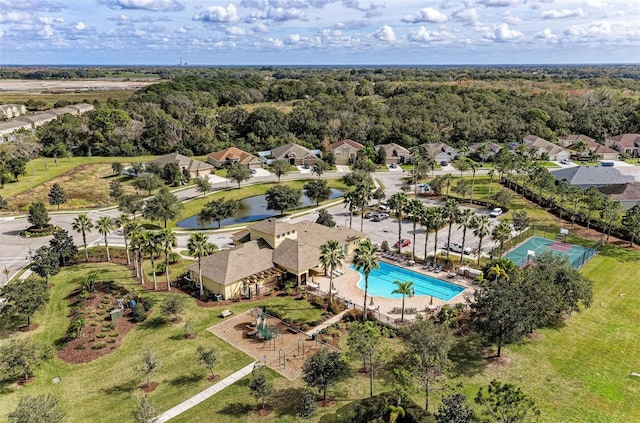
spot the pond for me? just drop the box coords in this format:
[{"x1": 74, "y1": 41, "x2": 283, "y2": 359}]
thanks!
[{"x1": 176, "y1": 188, "x2": 344, "y2": 229}]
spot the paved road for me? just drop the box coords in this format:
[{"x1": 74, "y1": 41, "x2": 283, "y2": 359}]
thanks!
[{"x1": 0, "y1": 167, "x2": 496, "y2": 286}]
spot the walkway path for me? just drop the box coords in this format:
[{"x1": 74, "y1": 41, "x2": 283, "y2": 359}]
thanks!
[
  {"x1": 304, "y1": 310, "x2": 347, "y2": 336},
  {"x1": 155, "y1": 362, "x2": 255, "y2": 423}
]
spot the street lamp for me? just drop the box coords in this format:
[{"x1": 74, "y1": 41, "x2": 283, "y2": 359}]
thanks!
[{"x1": 26, "y1": 247, "x2": 34, "y2": 263}]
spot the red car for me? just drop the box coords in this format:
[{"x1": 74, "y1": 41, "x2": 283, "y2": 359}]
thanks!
[{"x1": 394, "y1": 239, "x2": 411, "y2": 248}]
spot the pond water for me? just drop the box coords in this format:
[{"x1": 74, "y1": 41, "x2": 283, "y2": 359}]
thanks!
[{"x1": 176, "y1": 188, "x2": 344, "y2": 229}]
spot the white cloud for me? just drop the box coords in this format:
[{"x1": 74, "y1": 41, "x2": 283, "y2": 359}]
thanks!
[
  {"x1": 253, "y1": 23, "x2": 269, "y2": 32},
  {"x1": 543, "y1": 8, "x2": 585, "y2": 19},
  {"x1": 0, "y1": 11, "x2": 34, "y2": 24},
  {"x1": 402, "y1": 7, "x2": 448, "y2": 24},
  {"x1": 407, "y1": 26, "x2": 454, "y2": 43},
  {"x1": 98, "y1": 0, "x2": 184, "y2": 12},
  {"x1": 75, "y1": 21, "x2": 86, "y2": 30},
  {"x1": 483, "y1": 23, "x2": 523, "y2": 41},
  {"x1": 374, "y1": 25, "x2": 396, "y2": 42},
  {"x1": 267, "y1": 7, "x2": 306, "y2": 21},
  {"x1": 0, "y1": 0, "x2": 65, "y2": 12},
  {"x1": 478, "y1": 0, "x2": 520, "y2": 7},
  {"x1": 226, "y1": 26, "x2": 247, "y2": 36},
  {"x1": 193, "y1": 4, "x2": 239, "y2": 23},
  {"x1": 453, "y1": 8, "x2": 478, "y2": 25},
  {"x1": 334, "y1": 20, "x2": 369, "y2": 30},
  {"x1": 564, "y1": 22, "x2": 612, "y2": 38},
  {"x1": 503, "y1": 11, "x2": 522, "y2": 25},
  {"x1": 175, "y1": 24, "x2": 194, "y2": 33},
  {"x1": 535, "y1": 28, "x2": 557, "y2": 41}
]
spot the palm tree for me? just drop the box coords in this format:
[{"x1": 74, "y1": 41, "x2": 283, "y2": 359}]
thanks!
[
  {"x1": 141, "y1": 231, "x2": 161, "y2": 290},
  {"x1": 352, "y1": 239, "x2": 379, "y2": 320},
  {"x1": 343, "y1": 190, "x2": 357, "y2": 229},
  {"x1": 157, "y1": 228, "x2": 177, "y2": 291},
  {"x1": 319, "y1": 240, "x2": 345, "y2": 313},
  {"x1": 468, "y1": 160, "x2": 477, "y2": 204},
  {"x1": 442, "y1": 199, "x2": 460, "y2": 259},
  {"x1": 126, "y1": 221, "x2": 143, "y2": 277},
  {"x1": 430, "y1": 207, "x2": 445, "y2": 267},
  {"x1": 72, "y1": 214, "x2": 94, "y2": 262},
  {"x1": 420, "y1": 206, "x2": 437, "y2": 265},
  {"x1": 487, "y1": 264, "x2": 509, "y2": 283},
  {"x1": 188, "y1": 232, "x2": 217, "y2": 298},
  {"x1": 392, "y1": 280, "x2": 414, "y2": 322},
  {"x1": 425, "y1": 157, "x2": 437, "y2": 178},
  {"x1": 441, "y1": 173, "x2": 453, "y2": 200},
  {"x1": 457, "y1": 208, "x2": 474, "y2": 264},
  {"x1": 114, "y1": 214, "x2": 132, "y2": 265},
  {"x1": 471, "y1": 214, "x2": 491, "y2": 266},
  {"x1": 96, "y1": 216, "x2": 115, "y2": 262},
  {"x1": 355, "y1": 182, "x2": 374, "y2": 233},
  {"x1": 406, "y1": 198, "x2": 424, "y2": 260},
  {"x1": 491, "y1": 222, "x2": 512, "y2": 256},
  {"x1": 388, "y1": 192, "x2": 408, "y2": 253}
]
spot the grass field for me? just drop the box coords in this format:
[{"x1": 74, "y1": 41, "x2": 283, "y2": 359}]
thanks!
[
  {"x1": 0, "y1": 91, "x2": 136, "y2": 110},
  {"x1": 1, "y1": 156, "x2": 158, "y2": 202}
]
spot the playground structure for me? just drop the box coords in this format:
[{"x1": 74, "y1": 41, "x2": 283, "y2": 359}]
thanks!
[{"x1": 209, "y1": 308, "x2": 338, "y2": 380}]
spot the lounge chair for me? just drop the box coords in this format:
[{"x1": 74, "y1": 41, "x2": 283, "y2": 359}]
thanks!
[{"x1": 434, "y1": 265, "x2": 442, "y2": 273}]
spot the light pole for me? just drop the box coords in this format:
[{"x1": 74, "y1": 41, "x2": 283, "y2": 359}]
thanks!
[{"x1": 26, "y1": 247, "x2": 34, "y2": 263}]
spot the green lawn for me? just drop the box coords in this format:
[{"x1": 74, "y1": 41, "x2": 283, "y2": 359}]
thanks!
[{"x1": 0, "y1": 262, "x2": 316, "y2": 423}]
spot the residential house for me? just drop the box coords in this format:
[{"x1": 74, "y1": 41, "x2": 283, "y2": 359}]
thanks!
[
  {"x1": 265, "y1": 143, "x2": 321, "y2": 166},
  {"x1": 597, "y1": 183, "x2": 640, "y2": 210},
  {"x1": 207, "y1": 147, "x2": 262, "y2": 169},
  {"x1": 559, "y1": 134, "x2": 619, "y2": 161},
  {"x1": 48, "y1": 106, "x2": 80, "y2": 117},
  {"x1": 468, "y1": 141, "x2": 502, "y2": 162},
  {"x1": 550, "y1": 166, "x2": 634, "y2": 189},
  {"x1": 374, "y1": 143, "x2": 412, "y2": 164},
  {"x1": 188, "y1": 219, "x2": 364, "y2": 299},
  {"x1": 606, "y1": 134, "x2": 640, "y2": 157},
  {"x1": 523, "y1": 135, "x2": 571, "y2": 162},
  {"x1": 422, "y1": 142, "x2": 460, "y2": 164},
  {"x1": 145, "y1": 152, "x2": 214, "y2": 178},
  {"x1": 0, "y1": 120, "x2": 34, "y2": 142},
  {"x1": 17, "y1": 112, "x2": 57, "y2": 128},
  {"x1": 69, "y1": 103, "x2": 95, "y2": 114},
  {"x1": 0, "y1": 104, "x2": 27, "y2": 119},
  {"x1": 330, "y1": 139, "x2": 363, "y2": 165}
]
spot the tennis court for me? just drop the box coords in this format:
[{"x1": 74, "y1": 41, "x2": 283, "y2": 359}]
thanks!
[{"x1": 503, "y1": 236, "x2": 598, "y2": 268}]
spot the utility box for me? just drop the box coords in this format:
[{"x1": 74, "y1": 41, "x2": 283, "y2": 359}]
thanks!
[{"x1": 110, "y1": 309, "x2": 123, "y2": 321}]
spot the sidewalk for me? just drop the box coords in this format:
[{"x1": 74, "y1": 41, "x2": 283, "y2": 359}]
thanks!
[
  {"x1": 156, "y1": 362, "x2": 255, "y2": 423},
  {"x1": 304, "y1": 310, "x2": 347, "y2": 336}
]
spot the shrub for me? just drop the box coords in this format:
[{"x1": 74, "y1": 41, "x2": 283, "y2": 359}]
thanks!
[
  {"x1": 109, "y1": 332, "x2": 119, "y2": 337},
  {"x1": 106, "y1": 338, "x2": 116, "y2": 344},
  {"x1": 92, "y1": 342, "x2": 106, "y2": 350},
  {"x1": 74, "y1": 344, "x2": 85, "y2": 350},
  {"x1": 168, "y1": 252, "x2": 180, "y2": 264},
  {"x1": 142, "y1": 297, "x2": 154, "y2": 312},
  {"x1": 131, "y1": 303, "x2": 147, "y2": 323},
  {"x1": 156, "y1": 262, "x2": 167, "y2": 274}
]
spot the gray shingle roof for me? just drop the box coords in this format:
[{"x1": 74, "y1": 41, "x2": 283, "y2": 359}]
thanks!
[{"x1": 550, "y1": 166, "x2": 635, "y2": 186}]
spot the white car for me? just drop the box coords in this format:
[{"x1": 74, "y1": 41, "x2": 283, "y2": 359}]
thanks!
[
  {"x1": 489, "y1": 208, "x2": 503, "y2": 218},
  {"x1": 445, "y1": 243, "x2": 473, "y2": 255}
]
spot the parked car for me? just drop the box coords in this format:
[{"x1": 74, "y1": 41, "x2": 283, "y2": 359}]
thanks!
[
  {"x1": 373, "y1": 213, "x2": 389, "y2": 222},
  {"x1": 378, "y1": 205, "x2": 391, "y2": 212},
  {"x1": 394, "y1": 239, "x2": 411, "y2": 248},
  {"x1": 444, "y1": 243, "x2": 472, "y2": 255},
  {"x1": 389, "y1": 163, "x2": 398, "y2": 168},
  {"x1": 440, "y1": 161, "x2": 448, "y2": 166},
  {"x1": 250, "y1": 168, "x2": 257, "y2": 174},
  {"x1": 560, "y1": 159, "x2": 570, "y2": 165},
  {"x1": 302, "y1": 164, "x2": 310, "y2": 169},
  {"x1": 364, "y1": 211, "x2": 374, "y2": 219},
  {"x1": 601, "y1": 161, "x2": 614, "y2": 167},
  {"x1": 489, "y1": 207, "x2": 503, "y2": 218}
]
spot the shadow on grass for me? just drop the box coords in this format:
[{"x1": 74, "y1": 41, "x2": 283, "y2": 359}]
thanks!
[
  {"x1": 219, "y1": 402, "x2": 253, "y2": 416},
  {"x1": 270, "y1": 387, "x2": 306, "y2": 417},
  {"x1": 448, "y1": 333, "x2": 486, "y2": 377},
  {"x1": 102, "y1": 379, "x2": 138, "y2": 395},
  {"x1": 598, "y1": 245, "x2": 640, "y2": 262},
  {"x1": 140, "y1": 317, "x2": 168, "y2": 330},
  {"x1": 170, "y1": 372, "x2": 203, "y2": 387}
]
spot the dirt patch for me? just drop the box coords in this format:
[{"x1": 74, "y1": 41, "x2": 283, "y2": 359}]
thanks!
[
  {"x1": 318, "y1": 398, "x2": 336, "y2": 408},
  {"x1": 17, "y1": 375, "x2": 36, "y2": 386},
  {"x1": 486, "y1": 355, "x2": 512, "y2": 368},
  {"x1": 18, "y1": 323, "x2": 39, "y2": 332},
  {"x1": 528, "y1": 332, "x2": 543, "y2": 341},
  {"x1": 7, "y1": 163, "x2": 138, "y2": 212}
]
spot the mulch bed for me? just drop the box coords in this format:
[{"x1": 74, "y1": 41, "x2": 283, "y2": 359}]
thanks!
[
  {"x1": 17, "y1": 375, "x2": 36, "y2": 386},
  {"x1": 141, "y1": 382, "x2": 158, "y2": 393},
  {"x1": 318, "y1": 398, "x2": 336, "y2": 408},
  {"x1": 56, "y1": 281, "x2": 140, "y2": 364},
  {"x1": 18, "y1": 323, "x2": 39, "y2": 332},
  {"x1": 253, "y1": 406, "x2": 273, "y2": 416}
]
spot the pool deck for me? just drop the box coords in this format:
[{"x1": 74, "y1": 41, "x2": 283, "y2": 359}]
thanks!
[{"x1": 308, "y1": 256, "x2": 477, "y2": 321}]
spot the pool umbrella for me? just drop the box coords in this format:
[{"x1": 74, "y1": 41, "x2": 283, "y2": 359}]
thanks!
[
  {"x1": 370, "y1": 297, "x2": 374, "y2": 305},
  {"x1": 430, "y1": 295, "x2": 434, "y2": 306}
]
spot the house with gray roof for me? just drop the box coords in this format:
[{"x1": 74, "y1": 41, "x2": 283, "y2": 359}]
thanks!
[
  {"x1": 145, "y1": 152, "x2": 213, "y2": 178},
  {"x1": 422, "y1": 142, "x2": 460, "y2": 164},
  {"x1": 0, "y1": 120, "x2": 34, "y2": 142},
  {"x1": 17, "y1": 112, "x2": 57, "y2": 128},
  {"x1": 188, "y1": 219, "x2": 364, "y2": 300},
  {"x1": 550, "y1": 166, "x2": 635, "y2": 189},
  {"x1": 468, "y1": 142, "x2": 502, "y2": 162},
  {"x1": 597, "y1": 183, "x2": 640, "y2": 210}
]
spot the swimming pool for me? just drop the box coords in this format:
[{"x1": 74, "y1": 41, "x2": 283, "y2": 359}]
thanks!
[{"x1": 350, "y1": 261, "x2": 465, "y2": 301}]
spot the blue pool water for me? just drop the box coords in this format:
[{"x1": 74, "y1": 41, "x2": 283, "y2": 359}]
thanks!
[{"x1": 350, "y1": 261, "x2": 465, "y2": 301}]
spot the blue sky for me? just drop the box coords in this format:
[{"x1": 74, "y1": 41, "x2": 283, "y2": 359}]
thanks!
[{"x1": 1, "y1": 0, "x2": 638, "y2": 65}]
